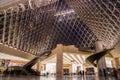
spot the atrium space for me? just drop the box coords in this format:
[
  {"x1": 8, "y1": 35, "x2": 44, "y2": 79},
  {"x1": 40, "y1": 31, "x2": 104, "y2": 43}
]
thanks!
[{"x1": 0, "y1": 0, "x2": 120, "y2": 80}]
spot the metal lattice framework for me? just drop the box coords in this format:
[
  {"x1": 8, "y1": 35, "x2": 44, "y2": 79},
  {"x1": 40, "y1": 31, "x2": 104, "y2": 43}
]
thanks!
[
  {"x1": 0, "y1": 0, "x2": 120, "y2": 56},
  {"x1": 67, "y1": 0, "x2": 120, "y2": 49}
]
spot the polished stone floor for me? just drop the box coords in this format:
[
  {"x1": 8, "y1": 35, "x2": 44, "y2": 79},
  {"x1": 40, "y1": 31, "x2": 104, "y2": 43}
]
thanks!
[{"x1": 0, "y1": 75, "x2": 119, "y2": 80}]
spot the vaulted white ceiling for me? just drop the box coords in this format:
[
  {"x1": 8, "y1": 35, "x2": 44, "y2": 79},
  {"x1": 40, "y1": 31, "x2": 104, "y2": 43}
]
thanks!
[{"x1": 41, "y1": 53, "x2": 88, "y2": 64}]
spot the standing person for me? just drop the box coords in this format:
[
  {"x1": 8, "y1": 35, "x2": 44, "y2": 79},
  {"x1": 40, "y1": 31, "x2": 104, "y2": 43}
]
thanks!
[
  {"x1": 79, "y1": 70, "x2": 82, "y2": 75},
  {"x1": 5, "y1": 60, "x2": 10, "y2": 68},
  {"x1": 82, "y1": 70, "x2": 84, "y2": 75},
  {"x1": 113, "y1": 68, "x2": 118, "y2": 79},
  {"x1": 1, "y1": 59, "x2": 5, "y2": 67},
  {"x1": 103, "y1": 69, "x2": 106, "y2": 77}
]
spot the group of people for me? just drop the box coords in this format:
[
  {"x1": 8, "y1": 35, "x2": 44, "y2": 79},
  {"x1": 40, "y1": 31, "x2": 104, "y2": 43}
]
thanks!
[
  {"x1": 102, "y1": 68, "x2": 118, "y2": 79},
  {"x1": 78, "y1": 67, "x2": 119, "y2": 79},
  {"x1": 0, "y1": 59, "x2": 10, "y2": 68},
  {"x1": 78, "y1": 70, "x2": 85, "y2": 75}
]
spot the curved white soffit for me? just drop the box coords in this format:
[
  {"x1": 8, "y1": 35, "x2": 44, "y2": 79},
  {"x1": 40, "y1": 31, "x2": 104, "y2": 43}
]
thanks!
[{"x1": 0, "y1": 52, "x2": 29, "y2": 61}]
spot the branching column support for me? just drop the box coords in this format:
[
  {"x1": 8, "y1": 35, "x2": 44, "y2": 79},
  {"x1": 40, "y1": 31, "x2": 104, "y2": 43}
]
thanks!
[{"x1": 95, "y1": 40, "x2": 106, "y2": 77}]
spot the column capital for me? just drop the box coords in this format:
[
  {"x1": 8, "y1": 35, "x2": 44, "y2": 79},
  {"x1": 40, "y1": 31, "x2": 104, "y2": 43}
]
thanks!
[{"x1": 95, "y1": 40, "x2": 104, "y2": 53}]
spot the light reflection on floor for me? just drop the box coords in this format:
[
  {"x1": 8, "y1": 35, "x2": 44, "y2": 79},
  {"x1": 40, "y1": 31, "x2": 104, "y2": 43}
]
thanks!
[{"x1": 0, "y1": 75, "x2": 118, "y2": 80}]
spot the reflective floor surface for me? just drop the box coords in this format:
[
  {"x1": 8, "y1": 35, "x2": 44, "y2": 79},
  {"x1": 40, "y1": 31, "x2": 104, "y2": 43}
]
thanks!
[{"x1": 0, "y1": 75, "x2": 119, "y2": 80}]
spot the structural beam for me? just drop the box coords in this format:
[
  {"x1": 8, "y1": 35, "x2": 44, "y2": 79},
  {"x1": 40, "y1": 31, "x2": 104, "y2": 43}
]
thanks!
[{"x1": 0, "y1": 44, "x2": 35, "y2": 60}]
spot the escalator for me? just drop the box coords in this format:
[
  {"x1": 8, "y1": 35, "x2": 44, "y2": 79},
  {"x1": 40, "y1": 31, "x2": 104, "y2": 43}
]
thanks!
[
  {"x1": 3, "y1": 51, "x2": 51, "y2": 76},
  {"x1": 86, "y1": 49, "x2": 113, "y2": 67}
]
